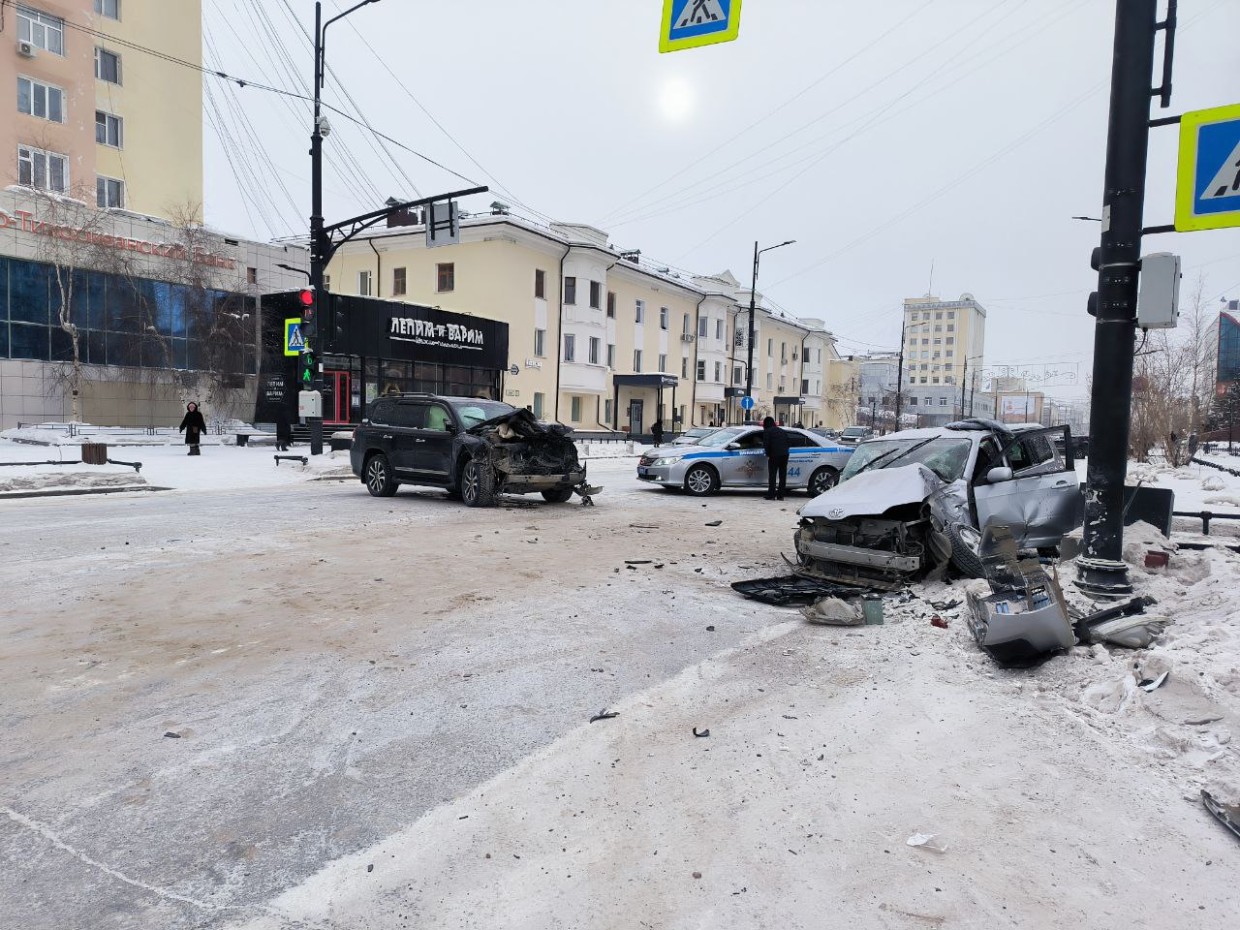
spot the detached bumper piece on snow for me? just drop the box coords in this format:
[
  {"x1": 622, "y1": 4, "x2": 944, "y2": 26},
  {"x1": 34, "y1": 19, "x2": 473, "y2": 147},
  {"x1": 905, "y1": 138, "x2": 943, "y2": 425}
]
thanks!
[
  {"x1": 965, "y1": 524, "x2": 1074, "y2": 667},
  {"x1": 731, "y1": 575, "x2": 871, "y2": 607},
  {"x1": 793, "y1": 517, "x2": 930, "y2": 591}
]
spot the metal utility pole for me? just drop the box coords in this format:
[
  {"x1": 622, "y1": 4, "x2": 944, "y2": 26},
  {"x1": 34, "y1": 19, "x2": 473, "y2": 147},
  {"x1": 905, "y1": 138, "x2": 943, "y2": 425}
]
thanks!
[
  {"x1": 308, "y1": 0, "x2": 380, "y2": 454},
  {"x1": 744, "y1": 239, "x2": 795, "y2": 422},
  {"x1": 894, "y1": 308, "x2": 907, "y2": 426},
  {"x1": 960, "y1": 356, "x2": 968, "y2": 419},
  {"x1": 1078, "y1": 0, "x2": 1165, "y2": 597}
]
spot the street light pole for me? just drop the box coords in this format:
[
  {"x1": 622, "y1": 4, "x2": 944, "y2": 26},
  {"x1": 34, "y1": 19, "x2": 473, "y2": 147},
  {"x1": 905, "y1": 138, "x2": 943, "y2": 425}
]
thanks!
[
  {"x1": 308, "y1": 0, "x2": 381, "y2": 455},
  {"x1": 744, "y1": 239, "x2": 795, "y2": 423}
]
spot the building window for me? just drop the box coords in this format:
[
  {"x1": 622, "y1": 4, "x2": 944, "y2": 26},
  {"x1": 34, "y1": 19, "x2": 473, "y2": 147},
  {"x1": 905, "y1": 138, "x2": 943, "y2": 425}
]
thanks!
[
  {"x1": 696, "y1": 359, "x2": 706, "y2": 382},
  {"x1": 589, "y1": 337, "x2": 600, "y2": 364},
  {"x1": 95, "y1": 48, "x2": 121, "y2": 84},
  {"x1": 734, "y1": 366, "x2": 742, "y2": 385},
  {"x1": 939, "y1": 397, "x2": 948, "y2": 406},
  {"x1": 946, "y1": 336, "x2": 955, "y2": 345},
  {"x1": 932, "y1": 377, "x2": 939, "y2": 384},
  {"x1": 606, "y1": 343, "x2": 616, "y2": 368},
  {"x1": 323, "y1": 274, "x2": 331, "y2": 290},
  {"x1": 17, "y1": 7, "x2": 64, "y2": 54},
  {"x1": 17, "y1": 77, "x2": 63, "y2": 122},
  {"x1": 246, "y1": 266, "x2": 258, "y2": 285},
  {"x1": 533, "y1": 392, "x2": 545, "y2": 418},
  {"x1": 563, "y1": 276, "x2": 576, "y2": 304},
  {"x1": 606, "y1": 291, "x2": 615, "y2": 318},
  {"x1": 947, "y1": 323, "x2": 955, "y2": 332},
  {"x1": 534, "y1": 328, "x2": 546, "y2": 357},
  {"x1": 715, "y1": 361, "x2": 723, "y2": 382},
  {"x1": 766, "y1": 373, "x2": 773, "y2": 390},
  {"x1": 17, "y1": 145, "x2": 67, "y2": 192},
  {"x1": 681, "y1": 357, "x2": 689, "y2": 378},
  {"x1": 935, "y1": 312, "x2": 943, "y2": 320},
  {"x1": 767, "y1": 338, "x2": 773, "y2": 356},
  {"x1": 924, "y1": 397, "x2": 932, "y2": 406},
  {"x1": 633, "y1": 349, "x2": 642, "y2": 372},
  {"x1": 94, "y1": 0, "x2": 120, "y2": 18},
  {"x1": 681, "y1": 314, "x2": 690, "y2": 335},
  {"x1": 563, "y1": 333, "x2": 576, "y2": 362},
  {"x1": 604, "y1": 399, "x2": 613, "y2": 423},
  {"x1": 697, "y1": 317, "x2": 708, "y2": 338},
  {"x1": 436, "y1": 263, "x2": 454, "y2": 292},
  {"x1": 358, "y1": 270, "x2": 372, "y2": 296},
  {"x1": 635, "y1": 299, "x2": 645, "y2": 324},
  {"x1": 570, "y1": 396, "x2": 582, "y2": 422},
  {"x1": 534, "y1": 268, "x2": 545, "y2": 299},
  {"x1": 658, "y1": 353, "x2": 667, "y2": 372},
  {"x1": 589, "y1": 280, "x2": 601, "y2": 309},
  {"x1": 947, "y1": 311, "x2": 955, "y2": 319},
  {"x1": 96, "y1": 176, "x2": 123, "y2": 208},
  {"x1": 910, "y1": 397, "x2": 919, "y2": 406},
  {"x1": 716, "y1": 319, "x2": 724, "y2": 340},
  {"x1": 660, "y1": 306, "x2": 669, "y2": 330},
  {"x1": 95, "y1": 110, "x2": 123, "y2": 147},
  {"x1": 392, "y1": 267, "x2": 406, "y2": 296},
  {"x1": 801, "y1": 378, "x2": 809, "y2": 394}
]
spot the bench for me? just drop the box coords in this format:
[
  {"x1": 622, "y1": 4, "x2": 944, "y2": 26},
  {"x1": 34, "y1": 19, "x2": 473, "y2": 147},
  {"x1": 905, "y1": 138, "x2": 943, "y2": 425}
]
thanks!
[{"x1": 274, "y1": 455, "x2": 308, "y2": 466}]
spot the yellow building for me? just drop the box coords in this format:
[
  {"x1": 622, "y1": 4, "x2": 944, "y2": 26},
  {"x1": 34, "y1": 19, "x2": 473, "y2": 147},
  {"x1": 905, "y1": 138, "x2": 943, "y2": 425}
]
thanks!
[
  {"x1": 3, "y1": 0, "x2": 203, "y2": 218},
  {"x1": 327, "y1": 211, "x2": 846, "y2": 433},
  {"x1": 901, "y1": 294, "x2": 987, "y2": 394}
]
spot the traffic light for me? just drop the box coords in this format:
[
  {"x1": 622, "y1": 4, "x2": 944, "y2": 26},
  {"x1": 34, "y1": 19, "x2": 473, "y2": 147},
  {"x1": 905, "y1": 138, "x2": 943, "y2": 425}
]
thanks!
[
  {"x1": 331, "y1": 293, "x2": 347, "y2": 345},
  {"x1": 298, "y1": 287, "x2": 316, "y2": 321},
  {"x1": 301, "y1": 345, "x2": 316, "y2": 386},
  {"x1": 1087, "y1": 247, "x2": 1102, "y2": 317}
]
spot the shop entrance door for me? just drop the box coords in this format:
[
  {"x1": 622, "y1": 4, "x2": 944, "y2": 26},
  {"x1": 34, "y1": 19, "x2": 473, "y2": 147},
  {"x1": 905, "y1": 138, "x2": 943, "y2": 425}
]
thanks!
[
  {"x1": 628, "y1": 399, "x2": 644, "y2": 437},
  {"x1": 323, "y1": 370, "x2": 352, "y2": 425}
]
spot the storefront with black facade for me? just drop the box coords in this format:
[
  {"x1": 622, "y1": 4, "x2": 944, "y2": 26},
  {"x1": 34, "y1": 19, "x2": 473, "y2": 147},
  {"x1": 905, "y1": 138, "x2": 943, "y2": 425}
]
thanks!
[{"x1": 256, "y1": 292, "x2": 510, "y2": 427}]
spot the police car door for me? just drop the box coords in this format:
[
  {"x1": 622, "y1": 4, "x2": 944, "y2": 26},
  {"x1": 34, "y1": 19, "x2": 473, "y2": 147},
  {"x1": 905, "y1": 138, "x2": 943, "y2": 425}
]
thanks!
[
  {"x1": 722, "y1": 427, "x2": 768, "y2": 487},
  {"x1": 785, "y1": 429, "x2": 819, "y2": 488},
  {"x1": 973, "y1": 426, "x2": 1083, "y2": 548}
]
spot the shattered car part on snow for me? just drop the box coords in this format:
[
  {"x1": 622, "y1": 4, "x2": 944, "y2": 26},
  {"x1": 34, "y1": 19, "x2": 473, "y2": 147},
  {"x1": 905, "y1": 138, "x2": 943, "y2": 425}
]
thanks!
[
  {"x1": 965, "y1": 524, "x2": 1076, "y2": 667},
  {"x1": 794, "y1": 420, "x2": 1084, "y2": 590},
  {"x1": 731, "y1": 575, "x2": 874, "y2": 607},
  {"x1": 1074, "y1": 595, "x2": 1165, "y2": 649},
  {"x1": 1202, "y1": 789, "x2": 1240, "y2": 842},
  {"x1": 350, "y1": 396, "x2": 598, "y2": 507}
]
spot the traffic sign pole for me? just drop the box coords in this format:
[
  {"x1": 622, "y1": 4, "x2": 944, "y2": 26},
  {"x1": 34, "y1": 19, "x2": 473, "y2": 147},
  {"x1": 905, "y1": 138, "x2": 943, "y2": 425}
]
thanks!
[{"x1": 1078, "y1": 0, "x2": 1161, "y2": 598}]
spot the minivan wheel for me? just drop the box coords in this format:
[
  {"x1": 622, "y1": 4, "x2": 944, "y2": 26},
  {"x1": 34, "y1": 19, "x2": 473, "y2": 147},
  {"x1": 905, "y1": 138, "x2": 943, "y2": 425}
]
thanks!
[
  {"x1": 806, "y1": 466, "x2": 839, "y2": 497},
  {"x1": 541, "y1": 487, "x2": 574, "y2": 503},
  {"x1": 460, "y1": 459, "x2": 496, "y2": 507},
  {"x1": 683, "y1": 463, "x2": 719, "y2": 496},
  {"x1": 365, "y1": 453, "x2": 398, "y2": 497}
]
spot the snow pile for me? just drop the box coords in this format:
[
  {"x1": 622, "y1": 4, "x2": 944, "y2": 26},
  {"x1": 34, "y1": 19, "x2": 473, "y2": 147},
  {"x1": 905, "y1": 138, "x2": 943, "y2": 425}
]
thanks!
[{"x1": 0, "y1": 468, "x2": 148, "y2": 494}]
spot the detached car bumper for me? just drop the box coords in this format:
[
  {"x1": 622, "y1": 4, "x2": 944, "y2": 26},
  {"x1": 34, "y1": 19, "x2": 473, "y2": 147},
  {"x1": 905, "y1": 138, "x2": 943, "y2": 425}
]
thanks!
[{"x1": 503, "y1": 468, "x2": 587, "y2": 493}]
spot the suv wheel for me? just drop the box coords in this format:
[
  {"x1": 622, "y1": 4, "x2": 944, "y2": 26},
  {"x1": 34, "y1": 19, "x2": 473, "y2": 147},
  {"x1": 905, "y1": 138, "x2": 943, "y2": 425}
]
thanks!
[
  {"x1": 365, "y1": 453, "x2": 398, "y2": 497},
  {"x1": 541, "y1": 487, "x2": 574, "y2": 503},
  {"x1": 460, "y1": 459, "x2": 496, "y2": 507}
]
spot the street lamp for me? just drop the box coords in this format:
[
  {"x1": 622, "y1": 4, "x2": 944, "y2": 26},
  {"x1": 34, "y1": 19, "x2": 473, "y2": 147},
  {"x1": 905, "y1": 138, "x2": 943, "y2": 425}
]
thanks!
[
  {"x1": 744, "y1": 239, "x2": 795, "y2": 423},
  {"x1": 307, "y1": 0, "x2": 382, "y2": 455}
]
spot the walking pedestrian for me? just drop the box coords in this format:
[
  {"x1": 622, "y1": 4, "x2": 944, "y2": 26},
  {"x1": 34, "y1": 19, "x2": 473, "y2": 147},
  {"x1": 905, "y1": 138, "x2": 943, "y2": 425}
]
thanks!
[
  {"x1": 1188, "y1": 432, "x2": 1199, "y2": 459},
  {"x1": 651, "y1": 419, "x2": 664, "y2": 446},
  {"x1": 762, "y1": 415, "x2": 790, "y2": 500},
  {"x1": 275, "y1": 407, "x2": 293, "y2": 452},
  {"x1": 179, "y1": 402, "x2": 206, "y2": 456}
]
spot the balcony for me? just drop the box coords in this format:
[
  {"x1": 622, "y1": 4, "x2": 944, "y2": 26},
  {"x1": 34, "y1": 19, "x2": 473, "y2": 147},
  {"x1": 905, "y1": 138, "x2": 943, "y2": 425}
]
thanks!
[{"x1": 560, "y1": 361, "x2": 608, "y2": 394}]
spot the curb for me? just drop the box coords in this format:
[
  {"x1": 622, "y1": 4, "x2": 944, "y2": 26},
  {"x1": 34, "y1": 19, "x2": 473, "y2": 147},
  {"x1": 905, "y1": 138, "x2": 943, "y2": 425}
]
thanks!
[{"x1": 0, "y1": 485, "x2": 170, "y2": 500}]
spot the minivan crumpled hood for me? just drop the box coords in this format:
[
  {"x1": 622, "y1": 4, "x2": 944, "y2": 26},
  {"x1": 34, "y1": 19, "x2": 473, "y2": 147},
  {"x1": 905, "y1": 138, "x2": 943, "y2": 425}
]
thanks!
[{"x1": 801, "y1": 463, "x2": 944, "y2": 519}]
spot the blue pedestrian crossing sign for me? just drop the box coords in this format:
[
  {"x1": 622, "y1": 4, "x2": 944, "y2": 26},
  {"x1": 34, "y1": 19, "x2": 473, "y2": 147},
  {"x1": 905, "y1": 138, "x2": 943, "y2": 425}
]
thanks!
[
  {"x1": 740, "y1": 394, "x2": 755, "y2": 411},
  {"x1": 1175, "y1": 102, "x2": 1240, "y2": 233},
  {"x1": 659, "y1": 0, "x2": 742, "y2": 54},
  {"x1": 284, "y1": 318, "x2": 305, "y2": 357}
]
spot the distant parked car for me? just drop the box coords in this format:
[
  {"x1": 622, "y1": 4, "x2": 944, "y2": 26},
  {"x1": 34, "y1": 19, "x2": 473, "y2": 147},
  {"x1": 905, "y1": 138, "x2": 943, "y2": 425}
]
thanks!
[
  {"x1": 837, "y1": 426, "x2": 873, "y2": 445},
  {"x1": 673, "y1": 426, "x2": 721, "y2": 446}
]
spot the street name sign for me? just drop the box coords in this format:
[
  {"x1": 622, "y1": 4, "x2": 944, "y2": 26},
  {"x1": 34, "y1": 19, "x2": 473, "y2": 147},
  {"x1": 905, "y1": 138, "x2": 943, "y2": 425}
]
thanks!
[
  {"x1": 1175, "y1": 102, "x2": 1240, "y2": 232},
  {"x1": 659, "y1": 0, "x2": 742, "y2": 54}
]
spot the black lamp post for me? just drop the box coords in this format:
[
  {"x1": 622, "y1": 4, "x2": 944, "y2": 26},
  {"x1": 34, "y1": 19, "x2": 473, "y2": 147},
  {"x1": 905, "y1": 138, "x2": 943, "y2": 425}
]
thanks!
[{"x1": 743, "y1": 239, "x2": 795, "y2": 422}]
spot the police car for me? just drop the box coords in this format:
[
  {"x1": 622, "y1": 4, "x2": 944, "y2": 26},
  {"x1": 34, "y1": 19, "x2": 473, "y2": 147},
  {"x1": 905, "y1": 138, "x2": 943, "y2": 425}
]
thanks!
[{"x1": 637, "y1": 425, "x2": 854, "y2": 497}]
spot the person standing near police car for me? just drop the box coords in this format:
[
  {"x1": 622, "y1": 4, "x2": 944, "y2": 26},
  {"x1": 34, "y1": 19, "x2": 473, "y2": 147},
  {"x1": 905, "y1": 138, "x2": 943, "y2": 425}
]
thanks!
[{"x1": 762, "y1": 415, "x2": 790, "y2": 500}]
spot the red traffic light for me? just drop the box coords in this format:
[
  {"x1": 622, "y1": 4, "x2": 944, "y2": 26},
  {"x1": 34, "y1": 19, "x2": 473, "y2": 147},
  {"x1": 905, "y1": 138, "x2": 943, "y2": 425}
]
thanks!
[{"x1": 298, "y1": 288, "x2": 315, "y2": 307}]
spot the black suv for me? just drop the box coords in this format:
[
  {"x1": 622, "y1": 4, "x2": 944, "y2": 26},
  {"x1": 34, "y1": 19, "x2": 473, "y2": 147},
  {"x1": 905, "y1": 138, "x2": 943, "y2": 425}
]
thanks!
[{"x1": 350, "y1": 394, "x2": 590, "y2": 507}]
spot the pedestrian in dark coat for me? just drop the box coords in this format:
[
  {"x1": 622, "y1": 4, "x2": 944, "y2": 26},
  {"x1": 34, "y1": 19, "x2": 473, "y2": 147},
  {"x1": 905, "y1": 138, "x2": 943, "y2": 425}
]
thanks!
[
  {"x1": 651, "y1": 419, "x2": 664, "y2": 446},
  {"x1": 179, "y1": 402, "x2": 206, "y2": 455},
  {"x1": 275, "y1": 407, "x2": 293, "y2": 452},
  {"x1": 762, "y1": 415, "x2": 791, "y2": 500}
]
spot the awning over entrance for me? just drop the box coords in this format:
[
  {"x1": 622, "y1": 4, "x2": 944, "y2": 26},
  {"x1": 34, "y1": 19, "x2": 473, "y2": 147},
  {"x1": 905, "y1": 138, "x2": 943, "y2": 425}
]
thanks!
[
  {"x1": 611, "y1": 373, "x2": 679, "y2": 435},
  {"x1": 613, "y1": 374, "x2": 679, "y2": 389},
  {"x1": 774, "y1": 395, "x2": 807, "y2": 406}
]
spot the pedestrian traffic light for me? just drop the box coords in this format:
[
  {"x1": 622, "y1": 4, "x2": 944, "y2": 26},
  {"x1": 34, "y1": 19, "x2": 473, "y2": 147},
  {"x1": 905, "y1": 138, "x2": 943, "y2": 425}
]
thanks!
[
  {"x1": 298, "y1": 287, "x2": 316, "y2": 320},
  {"x1": 301, "y1": 346, "x2": 316, "y2": 386}
]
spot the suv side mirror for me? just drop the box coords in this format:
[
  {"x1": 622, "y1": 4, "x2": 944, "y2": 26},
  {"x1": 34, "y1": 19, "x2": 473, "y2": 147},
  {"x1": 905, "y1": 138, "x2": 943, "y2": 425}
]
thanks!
[
  {"x1": 446, "y1": 422, "x2": 459, "y2": 434},
  {"x1": 987, "y1": 466, "x2": 1014, "y2": 484}
]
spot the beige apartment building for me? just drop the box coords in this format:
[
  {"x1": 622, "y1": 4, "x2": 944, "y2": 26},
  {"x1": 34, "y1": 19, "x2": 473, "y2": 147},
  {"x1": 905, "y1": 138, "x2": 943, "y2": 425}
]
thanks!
[
  {"x1": 2, "y1": 0, "x2": 203, "y2": 218},
  {"x1": 326, "y1": 210, "x2": 850, "y2": 433},
  {"x1": 901, "y1": 294, "x2": 987, "y2": 395}
]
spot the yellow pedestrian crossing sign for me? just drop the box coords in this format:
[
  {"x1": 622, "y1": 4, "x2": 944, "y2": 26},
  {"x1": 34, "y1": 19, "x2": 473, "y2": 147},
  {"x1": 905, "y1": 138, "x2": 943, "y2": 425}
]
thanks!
[
  {"x1": 660, "y1": 0, "x2": 742, "y2": 54},
  {"x1": 284, "y1": 318, "x2": 305, "y2": 356},
  {"x1": 1175, "y1": 103, "x2": 1240, "y2": 232}
]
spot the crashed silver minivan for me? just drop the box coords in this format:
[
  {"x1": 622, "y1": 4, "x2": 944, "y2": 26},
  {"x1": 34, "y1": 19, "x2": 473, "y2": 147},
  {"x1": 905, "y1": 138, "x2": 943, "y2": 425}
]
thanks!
[{"x1": 793, "y1": 419, "x2": 1084, "y2": 590}]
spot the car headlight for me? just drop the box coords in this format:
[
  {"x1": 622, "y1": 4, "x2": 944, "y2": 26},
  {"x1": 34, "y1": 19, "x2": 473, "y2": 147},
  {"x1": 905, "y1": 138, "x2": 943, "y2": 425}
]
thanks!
[{"x1": 653, "y1": 456, "x2": 683, "y2": 466}]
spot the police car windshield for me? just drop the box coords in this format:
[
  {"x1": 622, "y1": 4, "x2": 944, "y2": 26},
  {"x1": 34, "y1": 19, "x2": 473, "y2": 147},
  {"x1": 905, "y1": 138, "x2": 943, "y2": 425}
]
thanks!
[
  {"x1": 841, "y1": 437, "x2": 974, "y2": 483},
  {"x1": 697, "y1": 427, "x2": 748, "y2": 448},
  {"x1": 449, "y1": 400, "x2": 514, "y2": 427}
]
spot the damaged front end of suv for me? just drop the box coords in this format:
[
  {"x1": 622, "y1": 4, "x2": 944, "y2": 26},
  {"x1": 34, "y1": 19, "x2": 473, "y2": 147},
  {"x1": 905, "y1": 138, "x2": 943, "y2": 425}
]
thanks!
[{"x1": 458, "y1": 408, "x2": 597, "y2": 506}]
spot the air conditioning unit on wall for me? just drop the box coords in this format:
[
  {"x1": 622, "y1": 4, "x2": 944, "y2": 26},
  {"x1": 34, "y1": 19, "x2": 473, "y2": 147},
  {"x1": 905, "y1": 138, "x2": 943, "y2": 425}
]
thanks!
[{"x1": 18, "y1": 40, "x2": 37, "y2": 57}]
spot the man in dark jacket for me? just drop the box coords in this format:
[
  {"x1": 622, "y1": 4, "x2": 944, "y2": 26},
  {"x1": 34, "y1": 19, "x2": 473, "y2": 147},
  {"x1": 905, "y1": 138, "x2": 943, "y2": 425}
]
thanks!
[
  {"x1": 762, "y1": 415, "x2": 790, "y2": 500},
  {"x1": 651, "y1": 419, "x2": 664, "y2": 446}
]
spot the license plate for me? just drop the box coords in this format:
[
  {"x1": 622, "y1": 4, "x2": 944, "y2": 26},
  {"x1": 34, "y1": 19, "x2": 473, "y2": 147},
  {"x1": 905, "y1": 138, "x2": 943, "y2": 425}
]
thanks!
[{"x1": 638, "y1": 467, "x2": 650, "y2": 476}]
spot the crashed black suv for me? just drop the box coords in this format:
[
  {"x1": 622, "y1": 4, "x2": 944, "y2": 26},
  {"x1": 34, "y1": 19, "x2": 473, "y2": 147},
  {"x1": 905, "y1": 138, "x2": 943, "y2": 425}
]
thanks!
[{"x1": 350, "y1": 394, "x2": 593, "y2": 507}]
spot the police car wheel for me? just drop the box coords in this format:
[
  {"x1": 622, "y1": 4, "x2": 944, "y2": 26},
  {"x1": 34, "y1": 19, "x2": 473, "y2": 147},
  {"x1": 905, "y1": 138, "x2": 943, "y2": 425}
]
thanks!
[
  {"x1": 683, "y1": 464, "x2": 719, "y2": 496},
  {"x1": 807, "y1": 466, "x2": 838, "y2": 497}
]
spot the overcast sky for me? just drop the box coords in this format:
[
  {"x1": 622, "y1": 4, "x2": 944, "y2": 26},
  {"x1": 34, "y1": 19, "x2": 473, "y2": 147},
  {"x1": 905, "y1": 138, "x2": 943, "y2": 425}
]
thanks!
[{"x1": 201, "y1": 0, "x2": 1240, "y2": 401}]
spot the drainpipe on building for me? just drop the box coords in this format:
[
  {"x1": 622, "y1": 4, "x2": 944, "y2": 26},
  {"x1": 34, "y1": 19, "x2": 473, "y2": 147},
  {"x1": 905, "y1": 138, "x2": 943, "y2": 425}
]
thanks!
[
  {"x1": 799, "y1": 331, "x2": 809, "y2": 425},
  {"x1": 689, "y1": 294, "x2": 706, "y2": 428},
  {"x1": 367, "y1": 239, "x2": 382, "y2": 299},
  {"x1": 554, "y1": 244, "x2": 572, "y2": 422}
]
